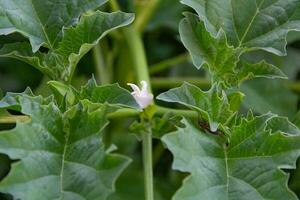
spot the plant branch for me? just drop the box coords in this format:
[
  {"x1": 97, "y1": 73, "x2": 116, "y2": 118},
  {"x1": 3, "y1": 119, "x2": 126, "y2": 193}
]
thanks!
[
  {"x1": 134, "y1": 0, "x2": 161, "y2": 32},
  {"x1": 0, "y1": 116, "x2": 30, "y2": 124},
  {"x1": 123, "y1": 27, "x2": 152, "y2": 91},
  {"x1": 151, "y1": 77, "x2": 211, "y2": 89},
  {"x1": 122, "y1": 19, "x2": 154, "y2": 200},
  {"x1": 92, "y1": 44, "x2": 110, "y2": 84},
  {"x1": 107, "y1": 106, "x2": 197, "y2": 119},
  {"x1": 142, "y1": 123, "x2": 154, "y2": 200},
  {"x1": 149, "y1": 53, "x2": 190, "y2": 75}
]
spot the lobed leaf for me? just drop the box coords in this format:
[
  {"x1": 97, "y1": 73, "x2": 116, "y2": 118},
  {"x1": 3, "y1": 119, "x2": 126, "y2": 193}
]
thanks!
[
  {"x1": 163, "y1": 115, "x2": 300, "y2": 200},
  {"x1": 241, "y1": 78, "x2": 298, "y2": 117},
  {"x1": 0, "y1": 91, "x2": 132, "y2": 200},
  {"x1": 48, "y1": 78, "x2": 140, "y2": 109},
  {"x1": 179, "y1": 12, "x2": 287, "y2": 86},
  {"x1": 157, "y1": 82, "x2": 237, "y2": 132},
  {"x1": 0, "y1": 3, "x2": 134, "y2": 81},
  {"x1": 181, "y1": 0, "x2": 300, "y2": 55},
  {"x1": 0, "y1": 0, "x2": 108, "y2": 51}
]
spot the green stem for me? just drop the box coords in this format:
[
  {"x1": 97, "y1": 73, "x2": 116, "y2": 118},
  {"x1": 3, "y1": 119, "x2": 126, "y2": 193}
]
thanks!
[
  {"x1": 107, "y1": 108, "x2": 140, "y2": 119},
  {"x1": 142, "y1": 124, "x2": 154, "y2": 200},
  {"x1": 149, "y1": 53, "x2": 190, "y2": 75},
  {"x1": 123, "y1": 27, "x2": 152, "y2": 91},
  {"x1": 123, "y1": 25, "x2": 154, "y2": 200},
  {"x1": 151, "y1": 77, "x2": 211, "y2": 89},
  {"x1": 108, "y1": 107, "x2": 197, "y2": 119},
  {"x1": 135, "y1": 0, "x2": 161, "y2": 32},
  {"x1": 109, "y1": 0, "x2": 120, "y2": 11},
  {"x1": 156, "y1": 106, "x2": 198, "y2": 118},
  {"x1": 0, "y1": 116, "x2": 30, "y2": 124},
  {"x1": 92, "y1": 44, "x2": 110, "y2": 84}
]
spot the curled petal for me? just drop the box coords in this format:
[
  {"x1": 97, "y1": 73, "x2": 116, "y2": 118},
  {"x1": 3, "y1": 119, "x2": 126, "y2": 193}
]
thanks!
[
  {"x1": 127, "y1": 83, "x2": 141, "y2": 95},
  {"x1": 128, "y1": 81, "x2": 153, "y2": 109}
]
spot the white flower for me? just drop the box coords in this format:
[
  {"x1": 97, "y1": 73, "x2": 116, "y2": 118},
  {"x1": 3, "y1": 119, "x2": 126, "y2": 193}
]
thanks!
[{"x1": 127, "y1": 81, "x2": 153, "y2": 109}]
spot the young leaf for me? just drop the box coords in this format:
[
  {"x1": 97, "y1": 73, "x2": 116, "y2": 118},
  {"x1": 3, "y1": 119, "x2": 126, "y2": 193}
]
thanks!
[
  {"x1": 157, "y1": 82, "x2": 235, "y2": 132},
  {"x1": 238, "y1": 61, "x2": 287, "y2": 82},
  {"x1": 0, "y1": 92, "x2": 131, "y2": 200},
  {"x1": 0, "y1": 7, "x2": 134, "y2": 81},
  {"x1": 181, "y1": 0, "x2": 300, "y2": 55},
  {"x1": 162, "y1": 115, "x2": 300, "y2": 200},
  {"x1": 179, "y1": 12, "x2": 287, "y2": 86},
  {"x1": 48, "y1": 78, "x2": 140, "y2": 112},
  {"x1": 48, "y1": 81, "x2": 76, "y2": 107}
]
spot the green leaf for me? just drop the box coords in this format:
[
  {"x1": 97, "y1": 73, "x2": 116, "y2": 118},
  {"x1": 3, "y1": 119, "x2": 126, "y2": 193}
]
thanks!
[
  {"x1": 241, "y1": 78, "x2": 298, "y2": 118},
  {"x1": 0, "y1": 42, "x2": 49, "y2": 75},
  {"x1": 238, "y1": 61, "x2": 287, "y2": 82},
  {"x1": 266, "y1": 116, "x2": 300, "y2": 135},
  {"x1": 0, "y1": 0, "x2": 107, "y2": 52},
  {"x1": 179, "y1": 13, "x2": 241, "y2": 83},
  {"x1": 130, "y1": 113, "x2": 183, "y2": 140},
  {"x1": 179, "y1": 12, "x2": 286, "y2": 86},
  {"x1": 227, "y1": 92, "x2": 244, "y2": 112},
  {"x1": 0, "y1": 92, "x2": 131, "y2": 200},
  {"x1": 54, "y1": 11, "x2": 134, "y2": 81},
  {"x1": 181, "y1": 0, "x2": 300, "y2": 55},
  {"x1": 0, "y1": 7, "x2": 134, "y2": 81},
  {"x1": 162, "y1": 115, "x2": 300, "y2": 200},
  {"x1": 48, "y1": 81, "x2": 76, "y2": 107},
  {"x1": 78, "y1": 78, "x2": 140, "y2": 109},
  {"x1": 157, "y1": 82, "x2": 235, "y2": 132},
  {"x1": 48, "y1": 78, "x2": 140, "y2": 110}
]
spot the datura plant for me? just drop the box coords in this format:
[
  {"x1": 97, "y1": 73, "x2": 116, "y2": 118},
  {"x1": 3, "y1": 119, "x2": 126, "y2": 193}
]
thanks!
[{"x1": 0, "y1": 0, "x2": 300, "y2": 200}]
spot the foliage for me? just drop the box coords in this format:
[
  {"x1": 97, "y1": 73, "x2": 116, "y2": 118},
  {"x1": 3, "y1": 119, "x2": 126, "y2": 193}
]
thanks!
[
  {"x1": 0, "y1": 0, "x2": 134, "y2": 82},
  {"x1": 162, "y1": 115, "x2": 300, "y2": 200},
  {"x1": 0, "y1": 0, "x2": 300, "y2": 200}
]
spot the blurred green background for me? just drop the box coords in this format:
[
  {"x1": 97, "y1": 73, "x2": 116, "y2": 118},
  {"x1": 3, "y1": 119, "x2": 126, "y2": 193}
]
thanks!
[{"x1": 0, "y1": 0, "x2": 300, "y2": 199}]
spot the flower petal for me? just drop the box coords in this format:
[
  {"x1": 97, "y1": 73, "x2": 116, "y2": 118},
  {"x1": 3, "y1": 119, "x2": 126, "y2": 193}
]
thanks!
[{"x1": 127, "y1": 83, "x2": 141, "y2": 95}]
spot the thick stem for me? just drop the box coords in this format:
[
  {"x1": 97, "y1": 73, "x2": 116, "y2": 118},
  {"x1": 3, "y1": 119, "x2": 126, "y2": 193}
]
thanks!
[
  {"x1": 135, "y1": 0, "x2": 161, "y2": 32},
  {"x1": 92, "y1": 44, "x2": 110, "y2": 84},
  {"x1": 123, "y1": 27, "x2": 151, "y2": 90},
  {"x1": 124, "y1": 26, "x2": 153, "y2": 199},
  {"x1": 122, "y1": 11, "x2": 155, "y2": 197},
  {"x1": 142, "y1": 124, "x2": 154, "y2": 200}
]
